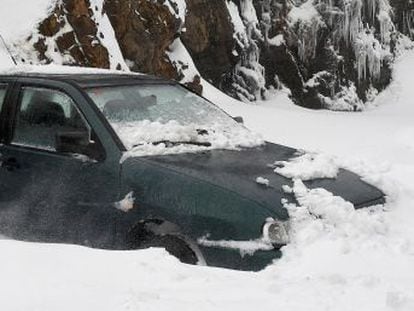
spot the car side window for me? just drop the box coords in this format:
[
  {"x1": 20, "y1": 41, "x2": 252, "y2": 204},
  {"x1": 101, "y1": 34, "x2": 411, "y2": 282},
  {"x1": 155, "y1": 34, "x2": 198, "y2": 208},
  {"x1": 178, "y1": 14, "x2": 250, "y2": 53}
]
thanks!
[{"x1": 12, "y1": 87, "x2": 90, "y2": 152}]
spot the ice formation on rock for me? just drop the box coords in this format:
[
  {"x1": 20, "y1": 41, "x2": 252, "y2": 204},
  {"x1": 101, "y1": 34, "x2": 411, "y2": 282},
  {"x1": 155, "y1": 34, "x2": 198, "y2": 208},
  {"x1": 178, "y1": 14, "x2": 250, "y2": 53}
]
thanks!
[
  {"x1": 227, "y1": 0, "x2": 267, "y2": 102},
  {"x1": 319, "y1": 0, "x2": 394, "y2": 82},
  {"x1": 289, "y1": 0, "x2": 325, "y2": 64}
]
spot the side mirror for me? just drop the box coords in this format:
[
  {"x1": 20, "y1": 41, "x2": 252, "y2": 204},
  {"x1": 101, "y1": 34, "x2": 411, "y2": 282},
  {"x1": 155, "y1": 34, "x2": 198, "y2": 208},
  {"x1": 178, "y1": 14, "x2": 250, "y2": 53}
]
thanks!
[
  {"x1": 233, "y1": 116, "x2": 244, "y2": 124},
  {"x1": 56, "y1": 131, "x2": 103, "y2": 161}
]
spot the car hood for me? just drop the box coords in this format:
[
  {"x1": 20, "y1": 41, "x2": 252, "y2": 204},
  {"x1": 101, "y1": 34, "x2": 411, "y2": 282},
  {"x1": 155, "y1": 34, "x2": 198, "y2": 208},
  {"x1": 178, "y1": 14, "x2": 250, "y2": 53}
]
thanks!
[{"x1": 132, "y1": 142, "x2": 385, "y2": 211}]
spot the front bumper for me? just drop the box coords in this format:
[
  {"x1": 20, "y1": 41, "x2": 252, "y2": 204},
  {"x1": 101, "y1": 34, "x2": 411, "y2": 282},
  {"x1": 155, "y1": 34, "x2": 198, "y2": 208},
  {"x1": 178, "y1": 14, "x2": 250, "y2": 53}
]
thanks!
[{"x1": 199, "y1": 245, "x2": 282, "y2": 271}]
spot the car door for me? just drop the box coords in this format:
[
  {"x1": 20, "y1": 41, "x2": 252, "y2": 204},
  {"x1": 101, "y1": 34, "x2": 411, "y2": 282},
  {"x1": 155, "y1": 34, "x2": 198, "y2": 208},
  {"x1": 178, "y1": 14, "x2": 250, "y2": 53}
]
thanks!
[{"x1": 0, "y1": 78, "x2": 122, "y2": 246}]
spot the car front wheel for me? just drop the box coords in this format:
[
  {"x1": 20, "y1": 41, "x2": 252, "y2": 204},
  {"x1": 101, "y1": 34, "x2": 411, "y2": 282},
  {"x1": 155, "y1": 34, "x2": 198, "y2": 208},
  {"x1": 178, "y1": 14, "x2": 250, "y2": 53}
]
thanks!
[{"x1": 127, "y1": 221, "x2": 205, "y2": 265}]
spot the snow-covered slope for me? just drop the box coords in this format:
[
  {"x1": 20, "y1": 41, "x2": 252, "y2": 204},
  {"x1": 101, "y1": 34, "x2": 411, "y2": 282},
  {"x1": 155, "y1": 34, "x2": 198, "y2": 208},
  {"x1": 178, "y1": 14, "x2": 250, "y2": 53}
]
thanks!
[
  {"x1": 0, "y1": 0, "x2": 55, "y2": 66},
  {"x1": 1, "y1": 45, "x2": 414, "y2": 311},
  {"x1": 0, "y1": 0, "x2": 54, "y2": 42}
]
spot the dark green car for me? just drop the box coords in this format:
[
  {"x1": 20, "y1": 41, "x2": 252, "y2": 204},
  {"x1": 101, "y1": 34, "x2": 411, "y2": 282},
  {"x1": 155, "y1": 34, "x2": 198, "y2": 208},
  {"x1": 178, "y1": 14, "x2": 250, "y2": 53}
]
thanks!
[{"x1": 0, "y1": 70, "x2": 385, "y2": 271}]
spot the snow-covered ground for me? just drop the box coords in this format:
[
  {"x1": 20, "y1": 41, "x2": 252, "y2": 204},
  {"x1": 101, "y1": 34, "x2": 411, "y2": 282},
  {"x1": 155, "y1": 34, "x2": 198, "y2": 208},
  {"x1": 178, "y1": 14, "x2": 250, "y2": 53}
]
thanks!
[{"x1": 1, "y1": 41, "x2": 414, "y2": 311}]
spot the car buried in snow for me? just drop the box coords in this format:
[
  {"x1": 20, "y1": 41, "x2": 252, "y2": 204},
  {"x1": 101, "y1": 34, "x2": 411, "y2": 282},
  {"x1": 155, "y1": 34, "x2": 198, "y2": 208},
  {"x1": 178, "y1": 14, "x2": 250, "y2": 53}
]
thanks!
[{"x1": 0, "y1": 68, "x2": 386, "y2": 271}]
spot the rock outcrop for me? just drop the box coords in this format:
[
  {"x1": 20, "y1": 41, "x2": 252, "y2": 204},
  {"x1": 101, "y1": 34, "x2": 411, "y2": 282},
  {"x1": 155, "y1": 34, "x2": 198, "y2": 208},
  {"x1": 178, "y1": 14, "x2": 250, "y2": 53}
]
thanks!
[{"x1": 12, "y1": 0, "x2": 414, "y2": 110}]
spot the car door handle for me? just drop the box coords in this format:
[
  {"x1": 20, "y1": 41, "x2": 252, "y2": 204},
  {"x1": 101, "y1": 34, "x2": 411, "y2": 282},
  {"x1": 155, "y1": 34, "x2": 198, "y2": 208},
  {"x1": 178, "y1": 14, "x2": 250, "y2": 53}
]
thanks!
[{"x1": 0, "y1": 157, "x2": 20, "y2": 171}]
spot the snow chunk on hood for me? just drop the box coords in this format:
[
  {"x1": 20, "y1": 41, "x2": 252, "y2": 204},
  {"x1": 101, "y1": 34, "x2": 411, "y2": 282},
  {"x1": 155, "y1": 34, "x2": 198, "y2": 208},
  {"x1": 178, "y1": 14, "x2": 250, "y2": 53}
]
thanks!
[
  {"x1": 274, "y1": 152, "x2": 339, "y2": 181},
  {"x1": 256, "y1": 176, "x2": 270, "y2": 186},
  {"x1": 114, "y1": 192, "x2": 135, "y2": 212}
]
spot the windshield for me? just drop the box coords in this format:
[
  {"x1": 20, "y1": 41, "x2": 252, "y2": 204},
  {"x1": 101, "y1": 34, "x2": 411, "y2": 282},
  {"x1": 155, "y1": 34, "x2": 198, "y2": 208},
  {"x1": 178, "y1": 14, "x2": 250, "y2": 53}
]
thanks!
[{"x1": 86, "y1": 83, "x2": 263, "y2": 157}]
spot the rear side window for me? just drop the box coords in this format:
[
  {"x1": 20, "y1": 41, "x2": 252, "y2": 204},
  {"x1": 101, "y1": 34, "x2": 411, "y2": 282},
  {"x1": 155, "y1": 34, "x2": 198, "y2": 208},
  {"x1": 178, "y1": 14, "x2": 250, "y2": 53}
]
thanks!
[
  {"x1": 12, "y1": 87, "x2": 90, "y2": 151},
  {"x1": 0, "y1": 84, "x2": 7, "y2": 113}
]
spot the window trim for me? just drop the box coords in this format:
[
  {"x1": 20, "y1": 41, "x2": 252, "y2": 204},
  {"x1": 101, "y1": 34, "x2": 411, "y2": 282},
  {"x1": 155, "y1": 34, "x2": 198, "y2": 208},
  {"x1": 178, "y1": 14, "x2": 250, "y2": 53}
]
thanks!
[
  {"x1": 0, "y1": 83, "x2": 8, "y2": 112},
  {"x1": 0, "y1": 80, "x2": 15, "y2": 144}
]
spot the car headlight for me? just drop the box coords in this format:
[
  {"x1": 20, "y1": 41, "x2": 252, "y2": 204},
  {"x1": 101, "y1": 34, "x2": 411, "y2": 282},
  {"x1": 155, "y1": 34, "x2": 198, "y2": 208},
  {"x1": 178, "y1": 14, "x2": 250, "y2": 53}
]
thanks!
[{"x1": 262, "y1": 218, "x2": 290, "y2": 245}]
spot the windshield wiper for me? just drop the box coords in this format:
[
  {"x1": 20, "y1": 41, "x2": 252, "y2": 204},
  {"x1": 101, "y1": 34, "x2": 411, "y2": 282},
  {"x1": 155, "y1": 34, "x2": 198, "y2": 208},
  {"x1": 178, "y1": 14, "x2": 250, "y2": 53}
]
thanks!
[
  {"x1": 133, "y1": 140, "x2": 212, "y2": 148},
  {"x1": 152, "y1": 140, "x2": 212, "y2": 147},
  {"x1": 131, "y1": 128, "x2": 212, "y2": 148}
]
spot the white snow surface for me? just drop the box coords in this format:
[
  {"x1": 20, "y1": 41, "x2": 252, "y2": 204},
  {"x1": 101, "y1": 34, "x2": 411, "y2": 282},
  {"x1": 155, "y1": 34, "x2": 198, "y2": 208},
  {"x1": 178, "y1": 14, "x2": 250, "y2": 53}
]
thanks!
[{"x1": 1, "y1": 26, "x2": 414, "y2": 311}]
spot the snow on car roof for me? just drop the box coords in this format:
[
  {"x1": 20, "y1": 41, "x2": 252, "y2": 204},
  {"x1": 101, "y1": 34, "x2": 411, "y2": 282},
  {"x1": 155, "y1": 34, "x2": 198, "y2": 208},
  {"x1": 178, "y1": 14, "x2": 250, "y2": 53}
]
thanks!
[
  {"x1": 0, "y1": 64, "x2": 165, "y2": 85},
  {"x1": 0, "y1": 64, "x2": 138, "y2": 75}
]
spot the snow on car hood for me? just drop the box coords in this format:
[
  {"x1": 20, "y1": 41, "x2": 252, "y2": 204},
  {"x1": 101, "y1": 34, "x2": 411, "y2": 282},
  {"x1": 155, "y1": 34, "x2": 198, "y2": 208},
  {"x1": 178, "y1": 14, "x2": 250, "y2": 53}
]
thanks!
[
  {"x1": 117, "y1": 120, "x2": 264, "y2": 161},
  {"x1": 124, "y1": 142, "x2": 384, "y2": 211}
]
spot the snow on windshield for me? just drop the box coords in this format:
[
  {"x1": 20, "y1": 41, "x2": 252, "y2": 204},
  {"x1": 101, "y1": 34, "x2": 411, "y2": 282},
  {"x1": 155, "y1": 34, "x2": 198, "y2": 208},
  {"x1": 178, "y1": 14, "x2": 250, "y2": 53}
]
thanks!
[{"x1": 86, "y1": 83, "x2": 264, "y2": 158}]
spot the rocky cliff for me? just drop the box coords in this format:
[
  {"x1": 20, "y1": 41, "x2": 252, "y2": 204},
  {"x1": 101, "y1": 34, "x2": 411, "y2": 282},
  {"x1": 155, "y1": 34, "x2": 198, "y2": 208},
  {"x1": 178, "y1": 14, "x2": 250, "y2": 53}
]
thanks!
[{"x1": 11, "y1": 0, "x2": 414, "y2": 110}]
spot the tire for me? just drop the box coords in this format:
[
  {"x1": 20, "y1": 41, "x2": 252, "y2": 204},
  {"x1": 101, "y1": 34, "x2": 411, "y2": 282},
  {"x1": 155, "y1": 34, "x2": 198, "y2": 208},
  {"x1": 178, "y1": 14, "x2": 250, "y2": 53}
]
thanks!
[
  {"x1": 127, "y1": 220, "x2": 205, "y2": 265},
  {"x1": 143, "y1": 234, "x2": 199, "y2": 265}
]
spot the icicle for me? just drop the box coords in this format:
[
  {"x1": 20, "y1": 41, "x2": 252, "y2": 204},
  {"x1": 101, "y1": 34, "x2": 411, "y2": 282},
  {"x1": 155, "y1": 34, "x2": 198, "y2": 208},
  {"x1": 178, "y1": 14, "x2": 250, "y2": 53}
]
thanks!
[
  {"x1": 336, "y1": 0, "x2": 393, "y2": 82},
  {"x1": 341, "y1": 0, "x2": 363, "y2": 47},
  {"x1": 354, "y1": 28, "x2": 382, "y2": 82},
  {"x1": 288, "y1": 0, "x2": 324, "y2": 63}
]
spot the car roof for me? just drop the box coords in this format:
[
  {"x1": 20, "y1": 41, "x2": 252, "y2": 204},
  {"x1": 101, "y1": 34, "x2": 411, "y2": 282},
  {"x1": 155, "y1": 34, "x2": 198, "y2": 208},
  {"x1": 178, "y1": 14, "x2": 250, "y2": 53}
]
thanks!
[{"x1": 0, "y1": 65, "x2": 171, "y2": 88}]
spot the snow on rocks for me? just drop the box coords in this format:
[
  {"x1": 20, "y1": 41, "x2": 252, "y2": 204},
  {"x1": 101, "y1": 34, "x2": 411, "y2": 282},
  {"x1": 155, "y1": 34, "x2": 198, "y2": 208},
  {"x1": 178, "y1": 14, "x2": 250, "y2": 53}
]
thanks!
[
  {"x1": 274, "y1": 152, "x2": 339, "y2": 181},
  {"x1": 320, "y1": 82, "x2": 364, "y2": 111},
  {"x1": 267, "y1": 34, "x2": 285, "y2": 47},
  {"x1": 226, "y1": 0, "x2": 249, "y2": 50},
  {"x1": 0, "y1": 0, "x2": 56, "y2": 67},
  {"x1": 164, "y1": 1, "x2": 200, "y2": 86},
  {"x1": 88, "y1": 0, "x2": 130, "y2": 71},
  {"x1": 0, "y1": 0, "x2": 55, "y2": 43},
  {"x1": 164, "y1": 0, "x2": 187, "y2": 23},
  {"x1": 289, "y1": 0, "x2": 322, "y2": 25},
  {"x1": 226, "y1": 0, "x2": 267, "y2": 102},
  {"x1": 167, "y1": 38, "x2": 200, "y2": 84}
]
